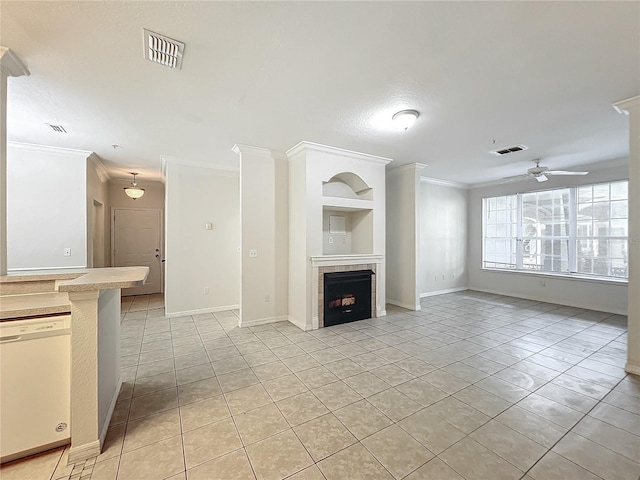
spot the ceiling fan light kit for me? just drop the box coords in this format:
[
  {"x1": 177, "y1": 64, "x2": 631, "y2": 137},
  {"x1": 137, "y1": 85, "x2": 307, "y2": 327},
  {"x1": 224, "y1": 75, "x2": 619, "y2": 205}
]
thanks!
[{"x1": 124, "y1": 172, "x2": 145, "y2": 200}]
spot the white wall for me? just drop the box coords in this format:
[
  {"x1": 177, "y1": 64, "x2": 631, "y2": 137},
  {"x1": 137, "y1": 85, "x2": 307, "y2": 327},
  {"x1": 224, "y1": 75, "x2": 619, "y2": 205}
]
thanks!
[
  {"x1": 86, "y1": 156, "x2": 109, "y2": 268},
  {"x1": 7, "y1": 143, "x2": 88, "y2": 270},
  {"x1": 234, "y1": 145, "x2": 289, "y2": 326},
  {"x1": 164, "y1": 162, "x2": 240, "y2": 315},
  {"x1": 386, "y1": 164, "x2": 422, "y2": 310},
  {"x1": 419, "y1": 179, "x2": 468, "y2": 295},
  {"x1": 468, "y1": 159, "x2": 629, "y2": 314}
]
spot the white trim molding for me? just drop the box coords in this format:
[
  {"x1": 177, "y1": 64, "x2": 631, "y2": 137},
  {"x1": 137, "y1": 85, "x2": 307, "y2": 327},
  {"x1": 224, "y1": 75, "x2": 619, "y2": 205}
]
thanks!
[
  {"x1": 420, "y1": 287, "x2": 469, "y2": 298},
  {"x1": 7, "y1": 141, "x2": 92, "y2": 158},
  {"x1": 240, "y1": 315, "x2": 289, "y2": 328},
  {"x1": 88, "y1": 153, "x2": 110, "y2": 182},
  {"x1": 232, "y1": 144, "x2": 287, "y2": 160},
  {"x1": 310, "y1": 254, "x2": 383, "y2": 267},
  {"x1": 0, "y1": 47, "x2": 29, "y2": 77},
  {"x1": 613, "y1": 95, "x2": 640, "y2": 115},
  {"x1": 387, "y1": 163, "x2": 428, "y2": 176},
  {"x1": 164, "y1": 304, "x2": 239, "y2": 318},
  {"x1": 286, "y1": 141, "x2": 393, "y2": 166},
  {"x1": 420, "y1": 176, "x2": 468, "y2": 189},
  {"x1": 387, "y1": 299, "x2": 421, "y2": 311}
]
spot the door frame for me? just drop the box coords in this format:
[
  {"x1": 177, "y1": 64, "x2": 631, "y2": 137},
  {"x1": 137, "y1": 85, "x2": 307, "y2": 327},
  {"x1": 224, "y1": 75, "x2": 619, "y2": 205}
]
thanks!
[{"x1": 111, "y1": 207, "x2": 164, "y2": 293}]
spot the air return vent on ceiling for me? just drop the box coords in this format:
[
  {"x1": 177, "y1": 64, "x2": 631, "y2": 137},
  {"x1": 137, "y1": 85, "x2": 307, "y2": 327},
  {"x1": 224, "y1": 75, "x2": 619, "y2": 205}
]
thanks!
[
  {"x1": 46, "y1": 123, "x2": 67, "y2": 133},
  {"x1": 490, "y1": 145, "x2": 528, "y2": 156},
  {"x1": 143, "y1": 29, "x2": 184, "y2": 69}
]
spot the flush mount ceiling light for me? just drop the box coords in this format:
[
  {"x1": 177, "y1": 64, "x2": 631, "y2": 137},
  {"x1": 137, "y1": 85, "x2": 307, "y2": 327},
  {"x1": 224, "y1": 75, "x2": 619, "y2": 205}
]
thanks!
[
  {"x1": 143, "y1": 28, "x2": 185, "y2": 69},
  {"x1": 392, "y1": 110, "x2": 419, "y2": 130},
  {"x1": 124, "y1": 173, "x2": 145, "y2": 200}
]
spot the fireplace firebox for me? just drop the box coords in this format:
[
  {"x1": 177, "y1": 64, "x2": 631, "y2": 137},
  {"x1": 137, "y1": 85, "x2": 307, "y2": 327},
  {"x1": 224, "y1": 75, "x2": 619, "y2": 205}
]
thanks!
[{"x1": 323, "y1": 270, "x2": 374, "y2": 327}]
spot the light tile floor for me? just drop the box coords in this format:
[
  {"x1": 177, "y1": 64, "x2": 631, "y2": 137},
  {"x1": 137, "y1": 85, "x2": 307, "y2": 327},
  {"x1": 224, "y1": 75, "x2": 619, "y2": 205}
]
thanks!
[{"x1": 2, "y1": 291, "x2": 639, "y2": 480}]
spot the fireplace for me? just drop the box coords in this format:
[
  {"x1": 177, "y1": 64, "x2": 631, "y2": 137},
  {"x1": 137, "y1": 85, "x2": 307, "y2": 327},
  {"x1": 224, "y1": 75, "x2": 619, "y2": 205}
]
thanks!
[{"x1": 323, "y1": 270, "x2": 374, "y2": 327}]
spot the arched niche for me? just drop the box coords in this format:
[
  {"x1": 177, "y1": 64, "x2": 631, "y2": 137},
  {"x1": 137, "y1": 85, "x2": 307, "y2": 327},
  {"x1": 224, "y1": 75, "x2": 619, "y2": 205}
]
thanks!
[{"x1": 322, "y1": 172, "x2": 373, "y2": 200}]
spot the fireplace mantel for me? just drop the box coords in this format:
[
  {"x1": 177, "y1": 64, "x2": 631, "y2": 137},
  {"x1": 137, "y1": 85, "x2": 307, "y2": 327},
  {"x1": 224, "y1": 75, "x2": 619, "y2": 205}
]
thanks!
[{"x1": 310, "y1": 254, "x2": 383, "y2": 268}]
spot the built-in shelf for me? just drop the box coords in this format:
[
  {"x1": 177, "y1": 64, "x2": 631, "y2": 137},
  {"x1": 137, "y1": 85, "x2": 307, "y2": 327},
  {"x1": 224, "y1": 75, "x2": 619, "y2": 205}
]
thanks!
[{"x1": 322, "y1": 196, "x2": 374, "y2": 212}]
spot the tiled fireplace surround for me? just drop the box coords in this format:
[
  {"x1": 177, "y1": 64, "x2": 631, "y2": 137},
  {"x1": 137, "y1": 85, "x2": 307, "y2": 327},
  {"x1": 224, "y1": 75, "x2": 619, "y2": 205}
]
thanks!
[{"x1": 311, "y1": 255, "x2": 383, "y2": 330}]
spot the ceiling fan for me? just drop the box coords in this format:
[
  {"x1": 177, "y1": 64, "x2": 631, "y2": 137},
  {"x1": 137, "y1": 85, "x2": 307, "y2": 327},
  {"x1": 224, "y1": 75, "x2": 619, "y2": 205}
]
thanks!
[{"x1": 502, "y1": 159, "x2": 589, "y2": 183}]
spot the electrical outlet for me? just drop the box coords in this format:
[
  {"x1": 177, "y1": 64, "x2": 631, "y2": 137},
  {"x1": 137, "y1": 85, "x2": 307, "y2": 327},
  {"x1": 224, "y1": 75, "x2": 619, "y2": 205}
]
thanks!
[
  {"x1": 63, "y1": 248, "x2": 71, "y2": 257},
  {"x1": 249, "y1": 250, "x2": 258, "y2": 258},
  {"x1": 203, "y1": 287, "x2": 210, "y2": 294},
  {"x1": 236, "y1": 246, "x2": 241, "y2": 253},
  {"x1": 329, "y1": 237, "x2": 334, "y2": 244},
  {"x1": 205, "y1": 222, "x2": 213, "y2": 230}
]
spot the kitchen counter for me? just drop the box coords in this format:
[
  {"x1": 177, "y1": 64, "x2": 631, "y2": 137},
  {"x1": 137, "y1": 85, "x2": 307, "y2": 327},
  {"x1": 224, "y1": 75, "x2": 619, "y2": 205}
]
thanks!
[
  {"x1": 57, "y1": 267, "x2": 148, "y2": 292},
  {"x1": 0, "y1": 292, "x2": 71, "y2": 320}
]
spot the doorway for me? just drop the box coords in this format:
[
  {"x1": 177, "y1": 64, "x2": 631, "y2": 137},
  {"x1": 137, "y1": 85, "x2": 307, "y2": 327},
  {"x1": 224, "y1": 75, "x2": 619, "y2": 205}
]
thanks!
[{"x1": 112, "y1": 208, "x2": 162, "y2": 296}]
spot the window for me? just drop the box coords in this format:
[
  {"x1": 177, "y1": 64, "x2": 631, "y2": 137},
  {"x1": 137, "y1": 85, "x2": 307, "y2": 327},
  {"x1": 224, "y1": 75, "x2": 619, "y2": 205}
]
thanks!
[{"x1": 482, "y1": 180, "x2": 628, "y2": 280}]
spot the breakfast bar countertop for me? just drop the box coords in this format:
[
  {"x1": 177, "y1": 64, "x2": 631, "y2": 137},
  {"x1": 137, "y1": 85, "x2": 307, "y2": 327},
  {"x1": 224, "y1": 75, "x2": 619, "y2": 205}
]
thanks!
[{"x1": 57, "y1": 267, "x2": 149, "y2": 292}]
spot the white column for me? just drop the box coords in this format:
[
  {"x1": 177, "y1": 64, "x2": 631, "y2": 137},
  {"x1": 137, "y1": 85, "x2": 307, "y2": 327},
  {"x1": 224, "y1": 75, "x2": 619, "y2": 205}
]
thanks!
[
  {"x1": 385, "y1": 163, "x2": 427, "y2": 310},
  {"x1": 0, "y1": 47, "x2": 29, "y2": 275},
  {"x1": 67, "y1": 290, "x2": 102, "y2": 463},
  {"x1": 614, "y1": 95, "x2": 640, "y2": 375},
  {"x1": 232, "y1": 144, "x2": 289, "y2": 327}
]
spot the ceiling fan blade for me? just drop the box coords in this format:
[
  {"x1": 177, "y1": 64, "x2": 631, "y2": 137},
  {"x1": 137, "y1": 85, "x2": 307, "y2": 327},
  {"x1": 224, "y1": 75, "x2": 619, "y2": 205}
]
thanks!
[
  {"x1": 545, "y1": 170, "x2": 588, "y2": 176},
  {"x1": 501, "y1": 174, "x2": 531, "y2": 183},
  {"x1": 536, "y1": 174, "x2": 548, "y2": 182}
]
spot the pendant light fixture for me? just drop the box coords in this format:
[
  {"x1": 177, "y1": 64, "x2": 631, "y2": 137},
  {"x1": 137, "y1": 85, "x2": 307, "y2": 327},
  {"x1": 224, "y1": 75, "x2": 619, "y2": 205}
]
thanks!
[{"x1": 124, "y1": 172, "x2": 145, "y2": 200}]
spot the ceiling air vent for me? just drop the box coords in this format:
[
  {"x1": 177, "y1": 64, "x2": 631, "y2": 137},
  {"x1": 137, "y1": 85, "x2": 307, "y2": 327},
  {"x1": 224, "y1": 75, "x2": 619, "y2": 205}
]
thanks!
[
  {"x1": 490, "y1": 145, "x2": 528, "y2": 156},
  {"x1": 46, "y1": 123, "x2": 67, "y2": 133},
  {"x1": 143, "y1": 29, "x2": 184, "y2": 69}
]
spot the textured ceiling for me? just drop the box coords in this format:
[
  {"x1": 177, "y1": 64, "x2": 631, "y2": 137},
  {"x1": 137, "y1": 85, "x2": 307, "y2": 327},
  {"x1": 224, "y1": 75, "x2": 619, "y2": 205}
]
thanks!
[{"x1": 2, "y1": 1, "x2": 639, "y2": 184}]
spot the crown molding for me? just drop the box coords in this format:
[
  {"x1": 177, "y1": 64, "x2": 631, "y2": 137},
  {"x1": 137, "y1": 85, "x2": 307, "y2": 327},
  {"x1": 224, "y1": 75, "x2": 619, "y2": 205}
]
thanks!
[
  {"x1": 386, "y1": 163, "x2": 428, "y2": 176},
  {"x1": 0, "y1": 47, "x2": 29, "y2": 77},
  {"x1": 87, "y1": 153, "x2": 110, "y2": 182},
  {"x1": 161, "y1": 155, "x2": 239, "y2": 177},
  {"x1": 420, "y1": 176, "x2": 468, "y2": 189},
  {"x1": 613, "y1": 95, "x2": 640, "y2": 115},
  {"x1": 286, "y1": 141, "x2": 393, "y2": 165},
  {"x1": 231, "y1": 144, "x2": 286, "y2": 160},
  {"x1": 8, "y1": 141, "x2": 92, "y2": 158}
]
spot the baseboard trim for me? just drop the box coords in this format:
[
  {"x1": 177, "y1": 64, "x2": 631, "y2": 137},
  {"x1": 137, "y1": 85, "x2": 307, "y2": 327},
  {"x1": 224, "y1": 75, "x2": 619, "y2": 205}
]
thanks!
[
  {"x1": 99, "y1": 376, "x2": 122, "y2": 448},
  {"x1": 240, "y1": 315, "x2": 288, "y2": 328},
  {"x1": 387, "y1": 299, "x2": 421, "y2": 311},
  {"x1": 165, "y1": 304, "x2": 239, "y2": 317},
  {"x1": 420, "y1": 287, "x2": 469, "y2": 298},
  {"x1": 625, "y1": 363, "x2": 640, "y2": 376},
  {"x1": 287, "y1": 315, "x2": 309, "y2": 331},
  {"x1": 68, "y1": 440, "x2": 101, "y2": 464},
  {"x1": 376, "y1": 308, "x2": 387, "y2": 317},
  {"x1": 469, "y1": 287, "x2": 627, "y2": 316}
]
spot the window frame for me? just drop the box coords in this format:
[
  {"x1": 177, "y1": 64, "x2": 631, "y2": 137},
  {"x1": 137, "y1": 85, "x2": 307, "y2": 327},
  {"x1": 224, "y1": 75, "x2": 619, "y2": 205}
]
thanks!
[{"x1": 481, "y1": 179, "x2": 629, "y2": 282}]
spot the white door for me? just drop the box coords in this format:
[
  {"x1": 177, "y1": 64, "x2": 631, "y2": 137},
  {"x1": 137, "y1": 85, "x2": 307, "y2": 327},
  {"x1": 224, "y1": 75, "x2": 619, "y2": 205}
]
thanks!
[{"x1": 113, "y1": 209, "x2": 162, "y2": 296}]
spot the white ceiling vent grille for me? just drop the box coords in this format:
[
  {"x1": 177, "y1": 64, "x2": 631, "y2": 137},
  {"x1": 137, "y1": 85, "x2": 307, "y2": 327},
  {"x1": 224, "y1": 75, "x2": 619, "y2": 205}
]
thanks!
[
  {"x1": 143, "y1": 29, "x2": 184, "y2": 69},
  {"x1": 490, "y1": 144, "x2": 528, "y2": 156},
  {"x1": 46, "y1": 123, "x2": 67, "y2": 133}
]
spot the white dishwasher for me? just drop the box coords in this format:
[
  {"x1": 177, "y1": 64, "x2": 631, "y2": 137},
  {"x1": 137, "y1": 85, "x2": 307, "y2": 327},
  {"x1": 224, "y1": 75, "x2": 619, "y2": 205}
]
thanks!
[{"x1": 0, "y1": 314, "x2": 71, "y2": 463}]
